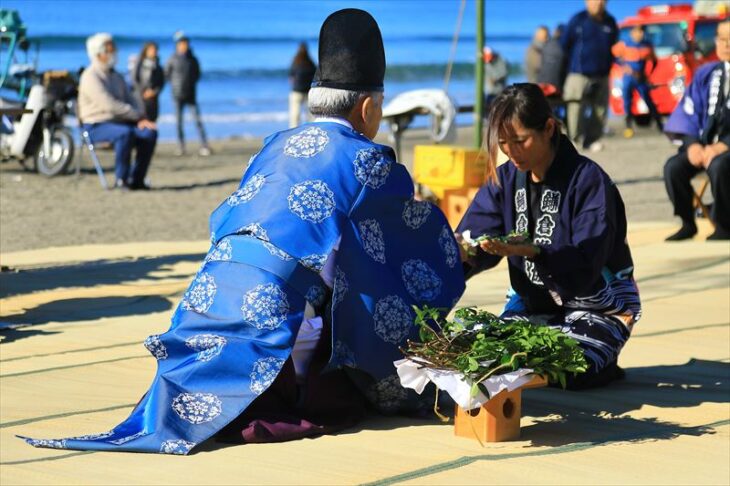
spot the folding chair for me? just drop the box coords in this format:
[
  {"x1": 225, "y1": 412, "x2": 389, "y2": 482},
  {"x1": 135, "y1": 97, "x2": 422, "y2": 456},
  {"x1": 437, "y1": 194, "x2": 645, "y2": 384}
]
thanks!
[
  {"x1": 692, "y1": 174, "x2": 714, "y2": 228},
  {"x1": 75, "y1": 116, "x2": 110, "y2": 190}
]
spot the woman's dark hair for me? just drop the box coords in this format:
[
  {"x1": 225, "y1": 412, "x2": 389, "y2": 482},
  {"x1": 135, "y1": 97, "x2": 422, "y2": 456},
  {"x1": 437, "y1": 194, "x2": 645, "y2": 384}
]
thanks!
[
  {"x1": 292, "y1": 42, "x2": 315, "y2": 68},
  {"x1": 138, "y1": 41, "x2": 158, "y2": 62},
  {"x1": 483, "y1": 83, "x2": 559, "y2": 183},
  {"x1": 134, "y1": 42, "x2": 159, "y2": 85}
]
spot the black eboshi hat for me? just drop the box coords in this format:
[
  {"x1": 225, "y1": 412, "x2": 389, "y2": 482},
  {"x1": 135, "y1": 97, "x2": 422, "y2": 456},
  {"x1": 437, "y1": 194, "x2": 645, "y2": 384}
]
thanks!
[{"x1": 311, "y1": 8, "x2": 386, "y2": 92}]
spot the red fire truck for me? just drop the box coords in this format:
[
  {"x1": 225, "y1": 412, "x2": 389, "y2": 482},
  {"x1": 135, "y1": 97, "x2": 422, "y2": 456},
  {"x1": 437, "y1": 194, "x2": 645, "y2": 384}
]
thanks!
[{"x1": 609, "y1": 3, "x2": 728, "y2": 123}]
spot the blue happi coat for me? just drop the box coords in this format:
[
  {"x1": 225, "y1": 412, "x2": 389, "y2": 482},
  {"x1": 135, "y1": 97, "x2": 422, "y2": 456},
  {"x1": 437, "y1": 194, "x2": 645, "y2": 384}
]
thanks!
[
  {"x1": 21, "y1": 122, "x2": 465, "y2": 454},
  {"x1": 664, "y1": 61, "x2": 729, "y2": 145},
  {"x1": 457, "y1": 134, "x2": 641, "y2": 320}
]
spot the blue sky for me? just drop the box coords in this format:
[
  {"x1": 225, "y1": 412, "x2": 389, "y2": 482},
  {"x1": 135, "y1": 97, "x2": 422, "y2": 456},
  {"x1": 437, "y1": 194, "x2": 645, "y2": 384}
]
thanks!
[{"x1": 8, "y1": 0, "x2": 672, "y2": 38}]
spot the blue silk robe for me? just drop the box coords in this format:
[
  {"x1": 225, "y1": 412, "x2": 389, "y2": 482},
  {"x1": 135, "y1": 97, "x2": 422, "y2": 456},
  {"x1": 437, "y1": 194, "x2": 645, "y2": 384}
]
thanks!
[{"x1": 21, "y1": 122, "x2": 465, "y2": 454}]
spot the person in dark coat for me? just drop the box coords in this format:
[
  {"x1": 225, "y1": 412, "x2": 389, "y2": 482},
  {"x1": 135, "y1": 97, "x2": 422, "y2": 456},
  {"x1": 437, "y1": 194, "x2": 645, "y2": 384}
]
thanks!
[
  {"x1": 165, "y1": 32, "x2": 211, "y2": 156},
  {"x1": 537, "y1": 24, "x2": 567, "y2": 91},
  {"x1": 457, "y1": 84, "x2": 641, "y2": 390},
  {"x1": 662, "y1": 20, "x2": 730, "y2": 241},
  {"x1": 561, "y1": 0, "x2": 618, "y2": 151},
  {"x1": 133, "y1": 42, "x2": 165, "y2": 122},
  {"x1": 288, "y1": 42, "x2": 317, "y2": 128},
  {"x1": 525, "y1": 26, "x2": 549, "y2": 83}
]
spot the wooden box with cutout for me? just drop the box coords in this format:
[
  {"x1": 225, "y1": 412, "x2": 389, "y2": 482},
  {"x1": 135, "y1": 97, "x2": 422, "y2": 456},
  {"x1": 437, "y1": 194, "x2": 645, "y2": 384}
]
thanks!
[{"x1": 454, "y1": 375, "x2": 548, "y2": 442}]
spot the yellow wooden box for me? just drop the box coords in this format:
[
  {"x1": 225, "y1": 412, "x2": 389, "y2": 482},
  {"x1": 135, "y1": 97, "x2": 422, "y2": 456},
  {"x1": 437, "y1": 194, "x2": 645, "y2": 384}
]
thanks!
[{"x1": 413, "y1": 145, "x2": 487, "y2": 199}]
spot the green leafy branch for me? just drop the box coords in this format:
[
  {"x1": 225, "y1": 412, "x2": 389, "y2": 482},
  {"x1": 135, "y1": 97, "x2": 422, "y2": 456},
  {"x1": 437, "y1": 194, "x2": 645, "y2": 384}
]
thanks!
[
  {"x1": 461, "y1": 230, "x2": 531, "y2": 256},
  {"x1": 403, "y1": 306, "x2": 588, "y2": 392}
]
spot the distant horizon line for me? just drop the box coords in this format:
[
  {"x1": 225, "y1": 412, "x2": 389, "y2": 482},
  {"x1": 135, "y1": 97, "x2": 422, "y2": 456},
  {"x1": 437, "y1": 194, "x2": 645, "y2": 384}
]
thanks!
[{"x1": 27, "y1": 32, "x2": 531, "y2": 44}]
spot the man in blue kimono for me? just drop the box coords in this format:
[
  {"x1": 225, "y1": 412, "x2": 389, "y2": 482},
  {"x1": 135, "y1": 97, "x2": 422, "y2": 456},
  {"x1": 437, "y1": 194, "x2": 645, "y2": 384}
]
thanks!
[
  {"x1": 663, "y1": 20, "x2": 730, "y2": 241},
  {"x1": 21, "y1": 9, "x2": 465, "y2": 454}
]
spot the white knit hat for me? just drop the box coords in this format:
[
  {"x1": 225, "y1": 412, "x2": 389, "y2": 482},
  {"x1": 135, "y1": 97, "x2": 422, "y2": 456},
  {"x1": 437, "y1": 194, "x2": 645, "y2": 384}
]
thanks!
[{"x1": 86, "y1": 32, "x2": 113, "y2": 61}]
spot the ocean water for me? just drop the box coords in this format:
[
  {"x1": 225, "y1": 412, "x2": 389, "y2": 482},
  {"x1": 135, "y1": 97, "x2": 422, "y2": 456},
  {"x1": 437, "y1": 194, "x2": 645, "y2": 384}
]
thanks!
[{"x1": 3, "y1": 0, "x2": 651, "y2": 141}]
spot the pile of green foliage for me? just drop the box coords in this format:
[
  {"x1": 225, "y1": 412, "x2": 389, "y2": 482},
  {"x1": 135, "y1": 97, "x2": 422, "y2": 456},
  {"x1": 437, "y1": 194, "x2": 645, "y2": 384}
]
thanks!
[{"x1": 402, "y1": 307, "x2": 588, "y2": 393}]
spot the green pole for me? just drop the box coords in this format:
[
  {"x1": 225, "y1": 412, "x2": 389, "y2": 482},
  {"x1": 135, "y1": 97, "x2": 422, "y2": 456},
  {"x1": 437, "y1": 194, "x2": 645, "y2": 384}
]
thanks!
[{"x1": 474, "y1": 0, "x2": 485, "y2": 148}]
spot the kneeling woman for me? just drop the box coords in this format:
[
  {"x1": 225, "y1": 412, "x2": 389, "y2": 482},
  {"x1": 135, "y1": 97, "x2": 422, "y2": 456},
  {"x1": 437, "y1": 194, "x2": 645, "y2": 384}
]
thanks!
[{"x1": 458, "y1": 84, "x2": 641, "y2": 389}]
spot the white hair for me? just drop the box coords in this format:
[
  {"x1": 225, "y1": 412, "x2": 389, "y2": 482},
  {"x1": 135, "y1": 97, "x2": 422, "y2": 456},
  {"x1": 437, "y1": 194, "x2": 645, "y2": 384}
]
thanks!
[
  {"x1": 308, "y1": 87, "x2": 382, "y2": 118},
  {"x1": 86, "y1": 32, "x2": 113, "y2": 61}
]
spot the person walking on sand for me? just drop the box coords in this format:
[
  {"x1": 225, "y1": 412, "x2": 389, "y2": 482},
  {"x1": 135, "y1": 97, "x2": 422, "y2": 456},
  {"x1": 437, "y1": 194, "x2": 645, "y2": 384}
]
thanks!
[
  {"x1": 288, "y1": 42, "x2": 317, "y2": 128},
  {"x1": 561, "y1": 0, "x2": 618, "y2": 152},
  {"x1": 165, "y1": 31, "x2": 211, "y2": 156},
  {"x1": 612, "y1": 24, "x2": 663, "y2": 138}
]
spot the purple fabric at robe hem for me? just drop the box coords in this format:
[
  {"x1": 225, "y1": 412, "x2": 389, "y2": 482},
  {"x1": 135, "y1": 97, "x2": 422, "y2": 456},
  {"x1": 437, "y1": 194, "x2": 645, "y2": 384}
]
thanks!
[{"x1": 218, "y1": 321, "x2": 369, "y2": 444}]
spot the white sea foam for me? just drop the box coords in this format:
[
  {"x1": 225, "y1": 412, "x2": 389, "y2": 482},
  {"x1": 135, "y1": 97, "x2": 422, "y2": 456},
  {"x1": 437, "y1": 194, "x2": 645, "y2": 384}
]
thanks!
[{"x1": 157, "y1": 111, "x2": 288, "y2": 124}]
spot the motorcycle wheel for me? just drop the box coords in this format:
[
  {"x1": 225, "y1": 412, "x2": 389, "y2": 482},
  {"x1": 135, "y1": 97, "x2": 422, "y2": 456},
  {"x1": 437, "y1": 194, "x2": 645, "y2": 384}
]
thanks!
[{"x1": 36, "y1": 128, "x2": 75, "y2": 176}]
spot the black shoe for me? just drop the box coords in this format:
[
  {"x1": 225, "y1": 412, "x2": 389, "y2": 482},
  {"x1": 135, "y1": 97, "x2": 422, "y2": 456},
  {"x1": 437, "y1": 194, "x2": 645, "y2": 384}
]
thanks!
[
  {"x1": 707, "y1": 227, "x2": 730, "y2": 241},
  {"x1": 129, "y1": 181, "x2": 151, "y2": 191},
  {"x1": 665, "y1": 224, "x2": 697, "y2": 241}
]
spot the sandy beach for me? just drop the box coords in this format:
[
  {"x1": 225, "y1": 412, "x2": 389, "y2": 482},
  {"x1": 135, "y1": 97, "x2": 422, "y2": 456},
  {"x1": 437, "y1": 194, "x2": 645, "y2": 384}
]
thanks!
[{"x1": 0, "y1": 121, "x2": 680, "y2": 254}]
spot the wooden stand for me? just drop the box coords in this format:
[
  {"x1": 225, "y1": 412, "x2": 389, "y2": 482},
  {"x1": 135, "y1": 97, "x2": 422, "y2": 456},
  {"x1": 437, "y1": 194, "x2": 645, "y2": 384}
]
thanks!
[
  {"x1": 440, "y1": 187, "x2": 480, "y2": 229},
  {"x1": 454, "y1": 375, "x2": 547, "y2": 443}
]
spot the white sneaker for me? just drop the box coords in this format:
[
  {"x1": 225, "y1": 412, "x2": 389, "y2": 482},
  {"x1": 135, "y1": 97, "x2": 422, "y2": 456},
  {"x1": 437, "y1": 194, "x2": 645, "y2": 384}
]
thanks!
[
  {"x1": 588, "y1": 141, "x2": 604, "y2": 153},
  {"x1": 198, "y1": 147, "x2": 212, "y2": 157}
]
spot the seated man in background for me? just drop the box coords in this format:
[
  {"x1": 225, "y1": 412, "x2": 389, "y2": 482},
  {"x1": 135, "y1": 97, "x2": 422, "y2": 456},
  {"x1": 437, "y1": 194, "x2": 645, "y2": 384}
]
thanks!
[
  {"x1": 78, "y1": 33, "x2": 157, "y2": 190},
  {"x1": 663, "y1": 20, "x2": 730, "y2": 241}
]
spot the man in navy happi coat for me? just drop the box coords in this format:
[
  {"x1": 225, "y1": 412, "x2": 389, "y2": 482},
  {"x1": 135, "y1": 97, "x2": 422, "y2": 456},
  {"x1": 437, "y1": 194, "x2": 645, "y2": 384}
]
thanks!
[
  {"x1": 663, "y1": 20, "x2": 730, "y2": 241},
  {"x1": 21, "y1": 9, "x2": 465, "y2": 454}
]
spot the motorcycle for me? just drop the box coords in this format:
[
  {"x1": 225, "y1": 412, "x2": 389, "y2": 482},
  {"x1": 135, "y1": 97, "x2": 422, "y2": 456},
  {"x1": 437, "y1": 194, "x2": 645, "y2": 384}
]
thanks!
[
  {"x1": 0, "y1": 8, "x2": 75, "y2": 176},
  {"x1": 1, "y1": 72, "x2": 77, "y2": 176}
]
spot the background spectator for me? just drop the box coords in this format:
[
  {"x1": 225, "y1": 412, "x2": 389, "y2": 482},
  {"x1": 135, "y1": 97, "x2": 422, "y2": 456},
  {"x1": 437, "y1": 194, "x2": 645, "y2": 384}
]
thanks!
[
  {"x1": 561, "y1": 0, "x2": 618, "y2": 151},
  {"x1": 663, "y1": 20, "x2": 730, "y2": 241},
  {"x1": 525, "y1": 25, "x2": 549, "y2": 83},
  {"x1": 165, "y1": 31, "x2": 211, "y2": 156},
  {"x1": 288, "y1": 42, "x2": 316, "y2": 128},
  {"x1": 78, "y1": 33, "x2": 157, "y2": 190},
  {"x1": 612, "y1": 25, "x2": 662, "y2": 138},
  {"x1": 483, "y1": 46, "x2": 508, "y2": 109},
  {"x1": 537, "y1": 24, "x2": 567, "y2": 92},
  {"x1": 133, "y1": 41, "x2": 165, "y2": 122}
]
